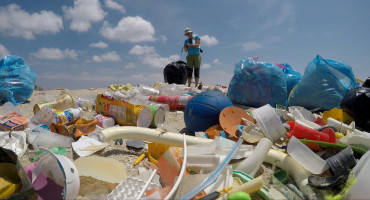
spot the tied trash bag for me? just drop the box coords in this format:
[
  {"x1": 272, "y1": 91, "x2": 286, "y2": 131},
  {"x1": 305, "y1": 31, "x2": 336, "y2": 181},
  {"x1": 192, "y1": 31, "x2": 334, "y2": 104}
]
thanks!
[
  {"x1": 0, "y1": 55, "x2": 37, "y2": 105},
  {"x1": 163, "y1": 60, "x2": 188, "y2": 85},
  {"x1": 288, "y1": 55, "x2": 358, "y2": 111},
  {"x1": 227, "y1": 57, "x2": 287, "y2": 107},
  {"x1": 278, "y1": 63, "x2": 302, "y2": 94},
  {"x1": 341, "y1": 77, "x2": 370, "y2": 132}
]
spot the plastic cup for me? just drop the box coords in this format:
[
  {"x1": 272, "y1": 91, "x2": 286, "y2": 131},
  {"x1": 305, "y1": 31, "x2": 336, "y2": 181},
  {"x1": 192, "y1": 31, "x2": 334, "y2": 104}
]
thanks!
[{"x1": 252, "y1": 104, "x2": 286, "y2": 143}]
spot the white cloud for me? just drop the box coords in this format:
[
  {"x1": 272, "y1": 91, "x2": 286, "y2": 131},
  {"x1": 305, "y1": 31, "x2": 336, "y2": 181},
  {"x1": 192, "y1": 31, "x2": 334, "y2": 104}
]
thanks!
[
  {"x1": 159, "y1": 35, "x2": 167, "y2": 42},
  {"x1": 200, "y1": 35, "x2": 218, "y2": 46},
  {"x1": 125, "y1": 63, "x2": 136, "y2": 69},
  {"x1": 30, "y1": 48, "x2": 78, "y2": 60},
  {"x1": 242, "y1": 42, "x2": 264, "y2": 51},
  {"x1": 89, "y1": 41, "x2": 108, "y2": 48},
  {"x1": 63, "y1": 0, "x2": 106, "y2": 32},
  {"x1": 129, "y1": 45, "x2": 180, "y2": 68},
  {"x1": 202, "y1": 64, "x2": 211, "y2": 69},
  {"x1": 0, "y1": 44, "x2": 10, "y2": 56},
  {"x1": 101, "y1": 16, "x2": 155, "y2": 43},
  {"x1": 104, "y1": 0, "x2": 126, "y2": 13},
  {"x1": 213, "y1": 59, "x2": 221, "y2": 64},
  {"x1": 92, "y1": 51, "x2": 121, "y2": 62},
  {"x1": 0, "y1": 4, "x2": 63, "y2": 40}
]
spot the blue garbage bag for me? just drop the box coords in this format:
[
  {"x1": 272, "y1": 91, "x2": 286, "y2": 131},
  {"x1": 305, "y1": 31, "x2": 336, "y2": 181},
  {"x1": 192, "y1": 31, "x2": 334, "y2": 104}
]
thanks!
[
  {"x1": 0, "y1": 55, "x2": 37, "y2": 105},
  {"x1": 279, "y1": 63, "x2": 302, "y2": 94},
  {"x1": 288, "y1": 55, "x2": 359, "y2": 111},
  {"x1": 227, "y1": 57, "x2": 287, "y2": 107}
]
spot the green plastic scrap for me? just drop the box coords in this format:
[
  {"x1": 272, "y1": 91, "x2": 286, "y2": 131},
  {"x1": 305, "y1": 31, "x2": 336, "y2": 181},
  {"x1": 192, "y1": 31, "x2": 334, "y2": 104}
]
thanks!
[
  {"x1": 325, "y1": 171, "x2": 356, "y2": 200},
  {"x1": 284, "y1": 139, "x2": 367, "y2": 156},
  {"x1": 32, "y1": 147, "x2": 69, "y2": 162}
]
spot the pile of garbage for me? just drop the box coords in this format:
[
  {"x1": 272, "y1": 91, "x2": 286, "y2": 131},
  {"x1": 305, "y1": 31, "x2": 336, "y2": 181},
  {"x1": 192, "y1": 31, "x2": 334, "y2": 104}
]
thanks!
[{"x1": 1, "y1": 54, "x2": 370, "y2": 200}]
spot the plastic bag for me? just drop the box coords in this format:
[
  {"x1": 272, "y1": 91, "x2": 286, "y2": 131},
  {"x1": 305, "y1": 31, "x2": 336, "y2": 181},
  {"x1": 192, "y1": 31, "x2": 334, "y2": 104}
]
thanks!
[
  {"x1": 288, "y1": 55, "x2": 359, "y2": 111},
  {"x1": 0, "y1": 55, "x2": 37, "y2": 105},
  {"x1": 227, "y1": 57, "x2": 287, "y2": 107},
  {"x1": 278, "y1": 63, "x2": 302, "y2": 94},
  {"x1": 340, "y1": 77, "x2": 370, "y2": 131},
  {"x1": 163, "y1": 60, "x2": 188, "y2": 85}
]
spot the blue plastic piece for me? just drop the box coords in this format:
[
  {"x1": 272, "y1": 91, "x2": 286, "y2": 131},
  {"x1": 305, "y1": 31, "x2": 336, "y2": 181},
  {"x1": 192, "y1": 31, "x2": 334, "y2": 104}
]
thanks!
[
  {"x1": 288, "y1": 55, "x2": 359, "y2": 111},
  {"x1": 227, "y1": 57, "x2": 288, "y2": 107},
  {"x1": 0, "y1": 55, "x2": 37, "y2": 105},
  {"x1": 184, "y1": 90, "x2": 232, "y2": 135}
]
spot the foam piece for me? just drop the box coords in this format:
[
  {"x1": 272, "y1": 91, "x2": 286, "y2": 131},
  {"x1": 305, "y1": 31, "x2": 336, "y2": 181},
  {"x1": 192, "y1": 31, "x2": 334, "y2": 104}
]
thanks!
[
  {"x1": 107, "y1": 177, "x2": 160, "y2": 200},
  {"x1": 74, "y1": 155, "x2": 128, "y2": 183}
]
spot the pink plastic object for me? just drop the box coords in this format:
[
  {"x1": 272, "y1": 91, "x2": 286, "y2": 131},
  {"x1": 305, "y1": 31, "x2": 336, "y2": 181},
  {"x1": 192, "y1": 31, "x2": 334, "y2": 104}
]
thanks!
[{"x1": 286, "y1": 121, "x2": 336, "y2": 143}]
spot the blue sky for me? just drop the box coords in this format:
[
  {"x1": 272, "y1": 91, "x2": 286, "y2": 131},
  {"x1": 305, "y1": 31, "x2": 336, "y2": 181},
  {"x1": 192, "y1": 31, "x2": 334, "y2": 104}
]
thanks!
[{"x1": 1, "y1": 0, "x2": 369, "y2": 90}]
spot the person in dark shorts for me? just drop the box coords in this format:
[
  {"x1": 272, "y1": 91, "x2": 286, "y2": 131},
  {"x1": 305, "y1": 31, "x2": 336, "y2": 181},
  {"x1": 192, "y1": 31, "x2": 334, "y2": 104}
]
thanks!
[{"x1": 183, "y1": 28, "x2": 201, "y2": 88}]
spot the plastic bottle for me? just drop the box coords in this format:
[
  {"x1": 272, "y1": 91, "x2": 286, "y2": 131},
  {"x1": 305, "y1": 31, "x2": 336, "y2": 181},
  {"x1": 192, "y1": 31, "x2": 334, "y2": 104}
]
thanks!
[
  {"x1": 55, "y1": 107, "x2": 83, "y2": 124},
  {"x1": 93, "y1": 114, "x2": 115, "y2": 128},
  {"x1": 286, "y1": 121, "x2": 336, "y2": 143}
]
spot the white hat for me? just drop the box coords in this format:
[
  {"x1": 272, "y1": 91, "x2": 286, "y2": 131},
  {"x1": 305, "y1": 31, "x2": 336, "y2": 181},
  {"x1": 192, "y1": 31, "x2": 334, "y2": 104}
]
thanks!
[{"x1": 184, "y1": 28, "x2": 193, "y2": 36}]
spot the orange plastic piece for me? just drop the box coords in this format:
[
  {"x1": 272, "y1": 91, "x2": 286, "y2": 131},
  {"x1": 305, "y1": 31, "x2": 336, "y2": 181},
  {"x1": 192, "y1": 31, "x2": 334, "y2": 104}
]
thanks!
[{"x1": 219, "y1": 106, "x2": 255, "y2": 138}]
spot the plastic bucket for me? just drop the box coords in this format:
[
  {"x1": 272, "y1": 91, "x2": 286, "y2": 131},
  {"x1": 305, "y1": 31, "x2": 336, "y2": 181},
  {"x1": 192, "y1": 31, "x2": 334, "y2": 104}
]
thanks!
[
  {"x1": 32, "y1": 148, "x2": 80, "y2": 200},
  {"x1": 252, "y1": 104, "x2": 286, "y2": 143}
]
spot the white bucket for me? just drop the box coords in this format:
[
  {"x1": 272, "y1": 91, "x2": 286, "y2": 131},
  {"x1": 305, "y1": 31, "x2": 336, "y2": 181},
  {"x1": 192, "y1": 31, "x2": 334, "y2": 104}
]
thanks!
[
  {"x1": 252, "y1": 104, "x2": 286, "y2": 143},
  {"x1": 32, "y1": 148, "x2": 80, "y2": 200}
]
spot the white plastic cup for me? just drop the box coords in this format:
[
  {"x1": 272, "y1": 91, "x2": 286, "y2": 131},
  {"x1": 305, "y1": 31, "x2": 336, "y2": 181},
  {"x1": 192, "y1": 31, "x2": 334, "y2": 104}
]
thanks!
[
  {"x1": 252, "y1": 104, "x2": 286, "y2": 143},
  {"x1": 93, "y1": 114, "x2": 115, "y2": 128}
]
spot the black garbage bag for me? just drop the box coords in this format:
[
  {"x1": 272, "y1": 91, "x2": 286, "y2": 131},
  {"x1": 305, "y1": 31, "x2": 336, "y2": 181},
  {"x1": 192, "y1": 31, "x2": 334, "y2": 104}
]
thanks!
[
  {"x1": 163, "y1": 60, "x2": 188, "y2": 84},
  {"x1": 340, "y1": 77, "x2": 370, "y2": 131}
]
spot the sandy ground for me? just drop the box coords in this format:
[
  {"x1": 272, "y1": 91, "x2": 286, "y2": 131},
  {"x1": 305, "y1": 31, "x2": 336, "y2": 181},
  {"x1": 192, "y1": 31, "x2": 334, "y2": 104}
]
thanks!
[{"x1": 0, "y1": 87, "x2": 274, "y2": 199}]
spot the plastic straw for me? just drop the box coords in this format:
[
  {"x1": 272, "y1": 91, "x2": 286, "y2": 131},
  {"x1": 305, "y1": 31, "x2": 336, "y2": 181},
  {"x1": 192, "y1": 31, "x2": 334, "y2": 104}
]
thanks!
[
  {"x1": 164, "y1": 132, "x2": 187, "y2": 200},
  {"x1": 180, "y1": 137, "x2": 243, "y2": 200},
  {"x1": 136, "y1": 169, "x2": 158, "y2": 199}
]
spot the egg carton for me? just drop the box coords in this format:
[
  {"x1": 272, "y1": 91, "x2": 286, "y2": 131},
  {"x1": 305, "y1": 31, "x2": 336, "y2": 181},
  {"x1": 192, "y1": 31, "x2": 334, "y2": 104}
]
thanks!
[{"x1": 108, "y1": 177, "x2": 161, "y2": 200}]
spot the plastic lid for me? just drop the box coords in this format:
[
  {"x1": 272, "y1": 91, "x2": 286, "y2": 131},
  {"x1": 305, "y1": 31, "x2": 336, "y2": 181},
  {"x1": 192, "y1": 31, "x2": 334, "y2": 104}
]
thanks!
[{"x1": 219, "y1": 106, "x2": 255, "y2": 138}]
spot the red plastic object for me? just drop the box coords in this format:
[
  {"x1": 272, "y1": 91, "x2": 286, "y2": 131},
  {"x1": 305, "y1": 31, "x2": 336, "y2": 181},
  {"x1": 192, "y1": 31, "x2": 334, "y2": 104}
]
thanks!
[
  {"x1": 286, "y1": 121, "x2": 336, "y2": 143},
  {"x1": 149, "y1": 96, "x2": 192, "y2": 110}
]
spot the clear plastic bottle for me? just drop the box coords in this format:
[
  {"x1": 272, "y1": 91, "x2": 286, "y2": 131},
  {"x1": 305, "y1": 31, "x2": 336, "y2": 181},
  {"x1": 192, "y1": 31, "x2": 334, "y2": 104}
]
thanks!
[{"x1": 30, "y1": 105, "x2": 56, "y2": 126}]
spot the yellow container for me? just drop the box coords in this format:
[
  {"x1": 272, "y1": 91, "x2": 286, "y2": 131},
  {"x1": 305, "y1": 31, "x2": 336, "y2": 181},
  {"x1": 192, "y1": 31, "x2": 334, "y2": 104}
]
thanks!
[
  {"x1": 33, "y1": 92, "x2": 75, "y2": 114},
  {"x1": 0, "y1": 163, "x2": 21, "y2": 199},
  {"x1": 322, "y1": 107, "x2": 353, "y2": 124},
  {"x1": 96, "y1": 94, "x2": 153, "y2": 127}
]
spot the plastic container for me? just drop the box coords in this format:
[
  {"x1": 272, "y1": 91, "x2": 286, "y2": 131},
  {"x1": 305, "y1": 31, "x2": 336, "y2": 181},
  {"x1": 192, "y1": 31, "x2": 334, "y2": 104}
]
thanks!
[
  {"x1": 32, "y1": 148, "x2": 80, "y2": 200},
  {"x1": 93, "y1": 114, "x2": 115, "y2": 128},
  {"x1": 55, "y1": 107, "x2": 83, "y2": 125},
  {"x1": 252, "y1": 104, "x2": 286, "y2": 143},
  {"x1": 108, "y1": 177, "x2": 160, "y2": 200},
  {"x1": 287, "y1": 136, "x2": 329, "y2": 175},
  {"x1": 322, "y1": 107, "x2": 353, "y2": 124},
  {"x1": 286, "y1": 121, "x2": 336, "y2": 143},
  {"x1": 33, "y1": 92, "x2": 74, "y2": 114},
  {"x1": 149, "y1": 95, "x2": 192, "y2": 110},
  {"x1": 30, "y1": 105, "x2": 56, "y2": 126}
]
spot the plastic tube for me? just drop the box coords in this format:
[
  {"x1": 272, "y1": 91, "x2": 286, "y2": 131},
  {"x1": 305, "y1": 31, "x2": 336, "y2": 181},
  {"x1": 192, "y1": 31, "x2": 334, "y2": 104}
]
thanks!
[
  {"x1": 101, "y1": 126, "x2": 212, "y2": 147},
  {"x1": 136, "y1": 169, "x2": 158, "y2": 199},
  {"x1": 180, "y1": 137, "x2": 243, "y2": 200},
  {"x1": 264, "y1": 149, "x2": 316, "y2": 200},
  {"x1": 234, "y1": 138, "x2": 272, "y2": 177},
  {"x1": 228, "y1": 176, "x2": 264, "y2": 194},
  {"x1": 164, "y1": 133, "x2": 187, "y2": 200},
  {"x1": 327, "y1": 117, "x2": 367, "y2": 135}
]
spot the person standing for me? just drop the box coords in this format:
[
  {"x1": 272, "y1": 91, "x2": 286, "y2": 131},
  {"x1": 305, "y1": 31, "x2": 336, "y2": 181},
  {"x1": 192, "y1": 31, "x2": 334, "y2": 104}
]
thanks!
[{"x1": 183, "y1": 28, "x2": 201, "y2": 88}]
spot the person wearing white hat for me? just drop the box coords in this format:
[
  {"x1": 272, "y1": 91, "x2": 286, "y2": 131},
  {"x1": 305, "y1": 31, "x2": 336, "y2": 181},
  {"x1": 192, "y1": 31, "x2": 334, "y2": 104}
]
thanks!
[{"x1": 183, "y1": 28, "x2": 202, "y2": 88}]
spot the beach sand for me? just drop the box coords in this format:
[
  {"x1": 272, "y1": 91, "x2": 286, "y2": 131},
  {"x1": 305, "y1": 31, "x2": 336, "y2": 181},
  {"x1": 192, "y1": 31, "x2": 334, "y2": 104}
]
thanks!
[{"x1": 0, "y1": 87, "x2": 273, "y2": 199}]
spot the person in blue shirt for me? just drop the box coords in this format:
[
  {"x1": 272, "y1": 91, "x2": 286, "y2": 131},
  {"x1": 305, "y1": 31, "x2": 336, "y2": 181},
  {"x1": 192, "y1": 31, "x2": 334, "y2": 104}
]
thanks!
[{"x1": 183, "y1": 28, "x2": 202, "y2": 88}]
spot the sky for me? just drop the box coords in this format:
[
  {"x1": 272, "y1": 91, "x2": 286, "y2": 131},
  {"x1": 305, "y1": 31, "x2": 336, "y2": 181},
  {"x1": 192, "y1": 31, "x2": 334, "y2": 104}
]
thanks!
[{"x1": 1, "y1": 0, "x2": 370, "y2": 90}]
